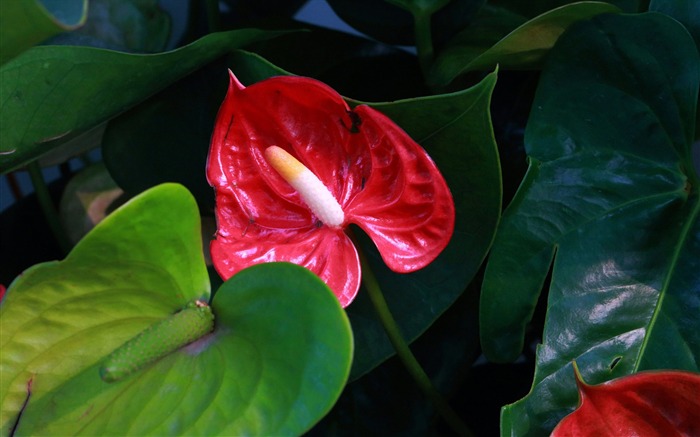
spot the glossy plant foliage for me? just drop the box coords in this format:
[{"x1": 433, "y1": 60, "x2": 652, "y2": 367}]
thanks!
[
  {"x1": 0, "y1": 28, "x2": 282, "y2": 173},
  {"x1": 207, "y1": 72, "x2": 455, "y2": 307},
  {"x1": 551, "y1": 367, "x2": 700, "y2": 436},
  {"x1": 480, "y1": 12, "x2": 700, "y2": 436},
  {"x1": 2, "y1": 0, "x2": 699, "y2": 435},
  {"x1": 0, "y1": 184, "x2": 352, "y2": 436}
]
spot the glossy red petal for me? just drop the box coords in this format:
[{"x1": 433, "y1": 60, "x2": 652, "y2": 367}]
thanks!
[
  {"x1": 207, "y1": 71, "x2": 370, "y2": 232},
  {"x1": 210, "y1": 227, "x2": 360, "y2": 307},
  {"x1": 345, "y1": 105, "x2": 455, "y2": 272},
  {"x1": 552, "y1": 367, "x2": 700, "y2": 437}
]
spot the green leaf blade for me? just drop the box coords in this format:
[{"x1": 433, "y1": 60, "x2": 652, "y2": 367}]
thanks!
[
  {"x1": 0, "y1": 183, "x2": 209, "y2": 434},
  {"x1": 348, "y1": 70, "x2": 501, "y2": 378},
  {"x1": 0, "y1": 29, "x2": 283, "y2": 173},
  {"x1": 477, "y1": 12, "x2": 700, "y2": 436},
  {"x1": 0, "y1": 0, "x2": 87, "y2": 66},
  {"x1": 11, "y1": 263, "x2": 352, "y2": 436}
]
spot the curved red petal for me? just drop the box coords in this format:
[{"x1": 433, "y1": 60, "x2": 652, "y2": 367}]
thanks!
[
  {"x1": 207, "y1": 71, "x2": 370, "y2": 231},
  {"x1": 210, "y1": 227, "x2": 360, "y2": 307},
  {"x1": 345, "y1": 105, "x2": 455, "y2": 272},
  {"x1": 552, "y1": 369, "x2": 700, "y2": 436}
]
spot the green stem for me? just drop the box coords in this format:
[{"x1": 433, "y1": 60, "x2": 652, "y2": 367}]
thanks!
[
  {"x1": 355, "y1": 240, "x2": 473, "y2": 437},
  {"x1": 28, "y1": 162, "x2": 72, "y2": 254},
  {"x1": 204, "y1": 0, "x2": 222, "y2": 32},
  {"x1": 413, "y1": 10, "x2": 435, "y2": 79}
]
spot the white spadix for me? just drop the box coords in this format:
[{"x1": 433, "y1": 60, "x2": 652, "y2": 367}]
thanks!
[{"x1": 264, "y1": 146, "x2": 345, "y2": 227}]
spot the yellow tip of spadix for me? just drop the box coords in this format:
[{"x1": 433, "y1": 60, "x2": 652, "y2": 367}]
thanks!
[
  {"x1": 265, "y1": 146, "x2": 306, "y2": 181},
  {"x1": 264, "y1": 146, "x2": 345, "y2": 227}
]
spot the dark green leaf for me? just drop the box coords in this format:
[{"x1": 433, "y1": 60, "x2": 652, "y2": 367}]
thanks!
[
  {"x1": 650, "y1": 0, "x2": 700, "y2": 52},
  {"x1": 429, "y1": 2, "x2": 620, "y2": 87},
  {"x1": 478, "y1": 13, "x2": 699, "y2": 436},
  {"x1": 489, "y1": 0, "x2": 639, "y2": 17},
  {"x1": 0, "y1": 0, "x2": 86, "y2": 66},
  {"x1": 348, "y1": 70, "x2": 501, "y2": 378},
  {"x1": 325, "y1": 0, "x2": 484, "y2": 47},
  {"x1": 0, "y1": 29, "x2": 283, "y2": 173}
]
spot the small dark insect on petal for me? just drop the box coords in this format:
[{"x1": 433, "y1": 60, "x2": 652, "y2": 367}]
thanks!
[{"x1": 341, "y1": 110, "x2": 362, "y2": 134}]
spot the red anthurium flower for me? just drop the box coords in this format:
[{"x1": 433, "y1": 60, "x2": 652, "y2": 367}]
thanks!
[{"x1": 207, "y1": 71, "x2": 455, "y2": 307}]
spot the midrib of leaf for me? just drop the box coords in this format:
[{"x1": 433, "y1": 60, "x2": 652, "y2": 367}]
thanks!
[{"x1": 634, "y1": 190, "x2": 699, "y2": 372}]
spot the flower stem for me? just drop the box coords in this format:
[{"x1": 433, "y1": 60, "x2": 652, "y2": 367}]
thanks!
[
  {"x1": 204, "y1": 0, "x2": 222, "y2": 32},
  {"x1": 413, "y1": 9, "x2": 435, "y2": 78},
  {"x1": 28, "y1": 162, "x2": 72, "y2": 255},
  {"x1": 356, "y1": 243, "x2": 473, "y2": 437}
]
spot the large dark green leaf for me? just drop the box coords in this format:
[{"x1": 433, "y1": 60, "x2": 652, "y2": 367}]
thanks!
[
  {"x1": 0, "y1": 0, "x2": 87, "y2": 66},
  {"x1": 0, "y1": 29, "x2": 282, "y2": 173},
  {"x1": 650, "y1": 0, "x2": 700, "y2": 52},
  {"x1": 348, "y1": 69, "x2": 501, "y2": 378},
  {"x1": 1, "y1": 184, "x2": 352, "y2": 435},
  {"x1": 478, "y1": 13, "x2": 699, "y2": 436},
  {"x1": 429, "y1": 2, "x2": 620, "y2": 87}
]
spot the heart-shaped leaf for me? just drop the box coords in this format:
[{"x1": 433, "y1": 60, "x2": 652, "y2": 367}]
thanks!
[
  {"x1": 479, "y1": 13, "x2": 699, "y2": 436},
  {"x1": 551, "y1": 366, "x2": 700, "y2": 436},
  {"x1": 1, "y1": 183, "x2": 209, "y2": 434},
  {"x1": 0, "y1": 0, "x2": 87, "y2": 66},
  {"x1": 0, "y1": 29, "x2": 283, "y2": 173},
  {"x1": 1, "y1": 184, "x2": 352, "y2": 435},
  {"x1": 429, "y1": 2, "x2": 620, "y2": 87}
]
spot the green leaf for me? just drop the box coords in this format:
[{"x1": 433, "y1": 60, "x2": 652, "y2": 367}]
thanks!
[
  {"x1": 489, "y1": 0, "x2": 639, "y2": 17},
  {"x1": 429, "y1": 2, "x2": 620, "y2": 87},
  {"x1": 1, "y1": 183, "x2": 209, "y2": 434},
  {"x1": 0, "y1": 0, "x2": 87, "y2": 66},
  {"x1": 325, "y1": 0, "x2": 484, "y2": 47},
  {"x1": 478, "y1": 13, "x2": 699, "y2": 436},
  {"x1": 347, "y1": 69, "x2": 501, "y2": 378},
  {"x1": 1, "y1": 185, "x2": 352, "y2": 435},
  {"x1": 0, "y1": 29, "x2": 283, "y2": 173},
  {"x1": 650, "y1": 0, "x2": 700, "y2": 52}
]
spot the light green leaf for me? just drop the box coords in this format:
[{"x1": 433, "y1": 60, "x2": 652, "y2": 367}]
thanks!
[
  {"x1": 2, "y1": 185, "x2": 352, "y2": 435},
  {"x1": 1, "y1": 183, "x2": 209, "y2": 434}
]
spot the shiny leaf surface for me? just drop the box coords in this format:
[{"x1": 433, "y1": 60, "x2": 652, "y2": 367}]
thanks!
[
  {"x1": 0, "y1": 29, "x2": 282, "y2": 173},
  {"x1": 1, "y1": 185, "x2": 352, "y2": 436},
  {"x1": 551, "y1": 367, "x2": 700, "y2": 436},
  {"x1": 1, "y1": 183, "x2": 209, "y2": 434},
  {"x1": 478, "y1": 13, "x2": 700, "y2": 436},
  {"x1": 429, "y1": 2, "x2": 619, "y2": 87}
]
